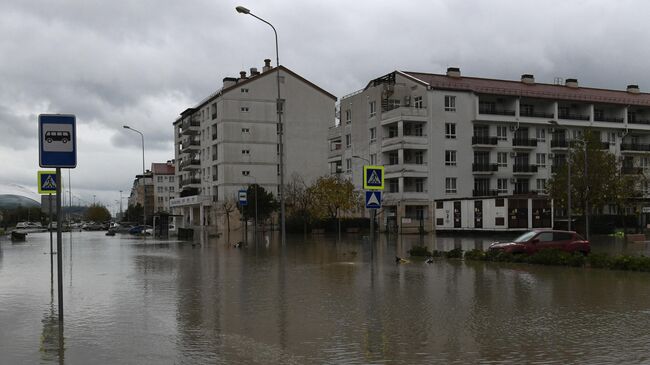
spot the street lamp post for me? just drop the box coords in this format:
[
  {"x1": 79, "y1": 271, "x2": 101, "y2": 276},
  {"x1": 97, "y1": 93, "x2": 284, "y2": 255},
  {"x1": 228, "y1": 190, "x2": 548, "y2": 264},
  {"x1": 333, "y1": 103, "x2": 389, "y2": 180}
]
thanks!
[
  {"x1": 123, "y1": 125, "x2": 146, "y2": 229},
  {"x1": 236, "y1": 5, "x2": 286, "y2": 247}
]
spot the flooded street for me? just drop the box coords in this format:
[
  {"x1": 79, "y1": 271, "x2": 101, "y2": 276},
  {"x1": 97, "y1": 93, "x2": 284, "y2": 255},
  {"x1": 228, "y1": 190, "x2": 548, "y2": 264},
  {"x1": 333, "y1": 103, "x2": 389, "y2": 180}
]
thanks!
[{"x1": 1, "y1": 231, "x2": 650, "y2": 364}]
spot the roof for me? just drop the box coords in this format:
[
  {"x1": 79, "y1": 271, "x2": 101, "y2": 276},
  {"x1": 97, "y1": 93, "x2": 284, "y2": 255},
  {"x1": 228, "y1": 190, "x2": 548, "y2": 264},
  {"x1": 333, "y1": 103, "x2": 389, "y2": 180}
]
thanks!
[
  {"x1": 151, "y1": 163, "x2": 174, "y2": 175},
  {"x1": 400, "y1": 71, "x2": 650, "y2": 107}
]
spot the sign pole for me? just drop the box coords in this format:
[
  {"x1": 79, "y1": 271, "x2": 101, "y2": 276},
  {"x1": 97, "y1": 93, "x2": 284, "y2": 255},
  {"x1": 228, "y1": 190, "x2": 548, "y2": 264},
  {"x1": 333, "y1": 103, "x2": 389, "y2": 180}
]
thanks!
[{"x1": 56, "y1": 168, "x2": 63, "y2": 323}]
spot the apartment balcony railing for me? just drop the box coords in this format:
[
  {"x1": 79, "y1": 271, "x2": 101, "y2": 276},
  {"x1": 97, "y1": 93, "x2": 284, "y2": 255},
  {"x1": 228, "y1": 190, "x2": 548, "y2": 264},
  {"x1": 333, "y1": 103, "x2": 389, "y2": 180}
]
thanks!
[
  {"x1": 180, "y1": 127, "x2": 199, "y2": 136},
  {"x1": 472, "y1": 163, "x2": 499, "y2": 173},
  {"x1": 179, "y1": 178, "x2": 201, "y2": 187},
  {"x1": 621, "y1": 143, "x2": 650, "y2": 152},
  {"x1": 550, "y1": 139, "x2": 568, "y2": 148},
  {"x1": 559, "y1": 113, "x2": 590, "y2": 121},
  {"x1": 512, "y1": 138, "x2": 538, "y2": 148},
  {"x1": 513, "y1": 164, "x2": 538, "y2": 173},
  {"x1": 180, "y1": 140, "x2": 200, "y2": 153},
  {"x1": 629, "y1": 119, "x2": 650, "y2": 125},
  {"x1": 514, "y1": 188, "x2": 536, "y2": 195},
  {"x1": 212, "y1": 174, "x2": 218, "y2": 181},
  {"x1": 380, "y1": 106, "x2": 428, "y2": 121},
  {"x1": 471, "y1": 136, "x2": 498, "y2": 146},
  {"x1": 621, "y1": 167, "x2": 644, "y2": 175},
  {"x1": 595, "y1": 116, "x2": 624, "y2": 123},
  {"x1": 479, "y1": 108, "x2": 516, "y2": 116},
  {"x1": 472, "y1": 189, "x2": 499, "y2": 197},
  {"x1": 520, "y1": 110, "x2": 555, "y2": 118},
  {"x1": 180, "y1": 159, "x2": 200, "y2": 170}
]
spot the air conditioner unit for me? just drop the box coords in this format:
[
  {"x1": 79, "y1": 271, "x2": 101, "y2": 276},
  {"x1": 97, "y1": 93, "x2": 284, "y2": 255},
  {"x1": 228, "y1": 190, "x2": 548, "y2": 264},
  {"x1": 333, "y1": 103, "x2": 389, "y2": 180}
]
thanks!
[
  {"x1": 548, "y1": 153, "x2": 554, "y2": 158},
  {"x1": 510, "y1": 178, "x2": 517, "y2": 184},
  {"x1": 510, "y1": 152, "x2": 517, "y2": 157},
  {"x1": 509, "y1": 125, "x2": 518, "y2": 131}
]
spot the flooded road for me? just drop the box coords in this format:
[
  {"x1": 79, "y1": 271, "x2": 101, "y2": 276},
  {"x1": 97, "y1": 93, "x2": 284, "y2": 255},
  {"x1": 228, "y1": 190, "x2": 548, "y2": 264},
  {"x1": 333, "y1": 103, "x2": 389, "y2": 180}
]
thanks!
[{"x1": 1, "y1": 231, "x2": 649, "y2": 364}]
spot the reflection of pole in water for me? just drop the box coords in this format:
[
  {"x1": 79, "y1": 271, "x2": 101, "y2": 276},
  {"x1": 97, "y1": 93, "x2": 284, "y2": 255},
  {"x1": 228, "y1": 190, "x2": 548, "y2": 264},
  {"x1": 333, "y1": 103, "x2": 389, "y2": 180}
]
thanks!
[{"x1": 40, "y1": 269, "x2": 64, "y2": 364}]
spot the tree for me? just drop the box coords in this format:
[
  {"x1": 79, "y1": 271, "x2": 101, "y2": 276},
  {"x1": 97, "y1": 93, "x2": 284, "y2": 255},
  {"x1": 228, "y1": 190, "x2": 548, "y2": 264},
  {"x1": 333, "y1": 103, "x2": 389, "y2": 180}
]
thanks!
[
  {"x1": 239, "y1": 184, "x2": 279, "y2": 226},
  {"x1": 221, "y1": 198, "x2": 237, "y2": 235},
  {"x1": 546, "y1": 130, "x2": 643, "y2": 230},
  {"x1": 85, "y1": 204, "x2": 111, "y2": 222},
  {"x1": 124, "y1": 203, "x2": 143, "y2": 223},
  {"x1": 308, "y1": 175, "x2": 360, "y2": 224},
  {"x1": 285, "y1": 173, "x2": 313, "y2": 234}
]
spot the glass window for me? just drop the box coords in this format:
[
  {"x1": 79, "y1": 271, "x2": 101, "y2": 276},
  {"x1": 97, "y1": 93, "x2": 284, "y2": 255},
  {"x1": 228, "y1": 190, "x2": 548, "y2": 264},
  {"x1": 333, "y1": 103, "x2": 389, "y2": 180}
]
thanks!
[
  {"x1": 444, "y1": 95, "x2": 456, "y2": 112},
  {"x1": 346, "y1": 158, "x2": 352, "y2": 172},
  {"x1": 497, "y1": 126, "x2": 507, "y2": 141},
  {"x1": 445, "y1": 123, "x2": 456, "y2": 139},
  {"x1": 536, "y1": 153, "x2": 546, "y2": 167},
  {"x1": 445, "y1": 177, "x2": 457, "y2": 194},
  {"x1": 369, "y1": 127, "x2": 376, "y2": 142},
  {"x1": 345, "y1": 134, "x2": 351, "y2": 148},
  {"x1": 497, "y1": 179, "x2": 508, "y2": 193},
  {"x1": 536, "y1": 128, "x2": 546, "y2": 142},
  {"x1": 414, "y1": 96, "x2": 423, "y2": 109},
  {"x1": 415, "y1": 151, "x2": 424, "y2": 165},
  {"x1": 345, "y1": 109, "x2": 351, "y2": 124},
  {"x1": 389, "y1": 179, "x2": 399, "y2": 193},
  {"x1": 370, "y1": 153, "x2": 377, "y2": 165},
  {"x1": 537, "y1": 232, "x2": 554, "y2": 242},
  {"x1": 445, "y1": 150, "x2": 456, "y2": 166},
  {"x1": 497, "y1": 152, "x2": 508, "y2": 167},
  {"x1": 369, "y1": 101, "x2": 376, "y2": 117}
]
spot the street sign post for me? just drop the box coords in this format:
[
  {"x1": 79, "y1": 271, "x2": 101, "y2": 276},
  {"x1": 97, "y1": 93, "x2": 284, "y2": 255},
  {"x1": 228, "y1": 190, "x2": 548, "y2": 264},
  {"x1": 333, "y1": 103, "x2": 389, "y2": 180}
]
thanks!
[
  {"x1": 38, "y1": 114, "x2": 76, "y2": 331},
  {"x1": 38, "y1": 171, "x2": 58, "y2": 194},
  {"x1": 363, "y1": 165, "x2": 384, "y2": 190},
  {"x1": 238, "y1": 190, "x2": 248, "y2": 206}
]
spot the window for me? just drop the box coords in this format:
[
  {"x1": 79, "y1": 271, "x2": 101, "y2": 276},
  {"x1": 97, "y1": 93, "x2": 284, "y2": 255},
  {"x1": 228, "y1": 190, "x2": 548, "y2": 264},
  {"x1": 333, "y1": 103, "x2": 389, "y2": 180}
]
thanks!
[
  {"x1": 436, "y1": 201, "x2": 443, "y2": 209},
  {"x1": 346, "y1": 158, "x2": 352, "y2": 172},
  {"x1": 157, "y1": 176, "x2": 163, "y2": 183},
  {"x1": 445, "y1": 177, "x2": 457, "y2": 194},
  {"x1": 169, "y1": 176, "x2": 174, "y2": 182},
  {"x1": 370, "y1": 153, "x2": 377, "y2": 165},
  {"x1": 594, "y1": 109, "x2": 604, "y2": 120},
  {"x1": 242, "y1": 149, "x2": 250, "y2": 155},
  {"x1": 536, "y1": 128, "x2": 546, "y2": 142},
  {"x1": 497, "y1": 126, "x2": 507, "y2": 141},
  {"x1": 495, "y1": 217, "x2": 505, "y2": 226},
  {"x1": 158, "y1": 197, "x2": 164, "y2": 203},
  {"x1": 495, "y1": 198, "x2": 505, "y2": 207},
  {"x1": 415, "y1": 151, "x2": 424, "y2": 165},
  {"x1": 497, "y1": 178, "x2": 508, "y2": 193},
  {"x1": 628, "y1": 111, "x2": 637, "y2": 123},
  {"x1": 388, "y1": 152, "x2": 398, "y2": 165},
  {"x1": 572, "y1": 129, "x2": 582, "y2": 139},
  {"x1": 157, "y1": 186, "x2": 163, "y2": 193},
  {"x1": 345, "y1": 109, "x2": 351, "y2": 124},
  {"x1": 211, "y1": 103, "x2": 217, "y2": 119},
  {"x1": 241, "y1": 88, "x2": 249, "y2": 93},
  {"x1": 242, "y1": 128, "x2": 250, "y2": 133},
  {"x1": 415, "y1": 178, "x2": 425, "y2": 192},
  {"x1": 242, "y1": 171, "x2": 250, "y2": 176},
  {"x1": 369, "y1": 127, "x2": 376, "y2": 142},
  {"x1": 369, "y1": 101, "x2": 376, "y2": 117},
  {"x1": 169, "y1": 186, "x2": 174, "y2": 193},
  {"x1": 414, "y1": 96, "x2": 423, "y2": 109},
  {"x1": 445, "y1": 150, "x2": 457, "y2": 166},
  {"x1": 497, "y1": 152, "x2": 508, "y2": 167},
  {"x1": 386, "y1": 99, "x2": 400, "y2": 110},
  {"x1": 345, "y1": 134, "x2": 351, "y2": 148},
  {"x1": 414, "y1": 124, "x2": 423, "y2": 136},
  {"x1": 536, "y1": 153, "x2": 546, "y2": 167},
  {"x1": 389, "y1": 179, "x2": 399, "y2": 193},
  {"x1": 240, "y1": 106, "x2": 249, "y2": 112},
  {"x1": 436, "y1": 218, "x2": 444, "y2": 226},
  {"x1": 444, "y1": 95, "x2": 456, "y2": 111},
  {"x1": 445, "y1": 123, "x2": 456, "y2": 139},
  {"x1": 608, "y1": 132, "x2": 616, "y2": 144},
  {"x1": 521, "y1": 104, "x2": 534, "y2": 116},
  {"x1": 536, "y1": 178, "x2": 547, "y2": 192}
]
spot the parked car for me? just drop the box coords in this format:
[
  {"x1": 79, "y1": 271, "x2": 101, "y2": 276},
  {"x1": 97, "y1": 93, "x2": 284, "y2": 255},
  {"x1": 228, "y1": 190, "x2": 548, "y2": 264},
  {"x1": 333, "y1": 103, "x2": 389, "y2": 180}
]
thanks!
[
  {"x1": 488, "y1": 230, "x2": 590, "y2": 255},
  {"x1": 129, "y1": 225, "x2": 152, "y2": 235}
]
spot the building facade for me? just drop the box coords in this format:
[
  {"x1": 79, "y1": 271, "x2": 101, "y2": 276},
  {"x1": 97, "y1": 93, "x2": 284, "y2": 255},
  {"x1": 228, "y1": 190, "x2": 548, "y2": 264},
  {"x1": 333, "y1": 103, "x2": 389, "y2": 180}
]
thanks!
[
  {"x1": 331, "y1": 68, "x2": 650, "y2": 232},
  {"x1": 128, "y1": 172, "x2": 153, "y2": 223},
  {"x1": 151, "y1": 161, "x2": 176, "y2": 213},
  {"x1": 172, "y1": 59, "x2": 336, "y2": 230}
]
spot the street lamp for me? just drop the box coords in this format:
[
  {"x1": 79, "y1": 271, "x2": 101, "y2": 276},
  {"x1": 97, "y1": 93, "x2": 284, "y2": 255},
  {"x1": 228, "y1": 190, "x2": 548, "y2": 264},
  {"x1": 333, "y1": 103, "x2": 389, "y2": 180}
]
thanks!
[
  {"x1": 236, "y1": 5, "x2": 286, "y2": 247},
  {"x1": 123, "y1": 125, "x2": 147, "y2": 229}
]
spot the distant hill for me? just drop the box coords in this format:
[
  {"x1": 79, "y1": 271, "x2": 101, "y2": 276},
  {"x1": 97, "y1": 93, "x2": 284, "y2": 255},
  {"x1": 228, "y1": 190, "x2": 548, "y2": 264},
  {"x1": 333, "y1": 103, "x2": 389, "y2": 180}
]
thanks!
[{"x1": 0, "y1": 194, "x2": 40, "y2": 210}]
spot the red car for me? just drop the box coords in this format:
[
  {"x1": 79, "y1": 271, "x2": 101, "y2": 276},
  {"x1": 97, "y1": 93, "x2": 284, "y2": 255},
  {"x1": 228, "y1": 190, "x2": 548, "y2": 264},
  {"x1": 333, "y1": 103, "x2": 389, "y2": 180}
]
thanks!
[{"x1": 488, "y1": 230, "x2": 590, "y2": 255}]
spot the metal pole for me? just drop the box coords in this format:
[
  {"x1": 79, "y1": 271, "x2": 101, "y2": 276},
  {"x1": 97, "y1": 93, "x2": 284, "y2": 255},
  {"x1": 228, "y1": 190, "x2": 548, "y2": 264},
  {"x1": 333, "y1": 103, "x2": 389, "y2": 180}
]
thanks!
[
  {"x1": 255, "y1": 183, "x2": 258, "y2": 243},
  {"x1": 584, "y1": 139, "x2": 589, "y2": 239},
  {"x1": 49, "y1": 193, "x2": 53, "y2": 255},
  {"x1": 568, "y1": 146, "x2": 572, "y2": 231},
  {"x1": 141, "y1": 132, "x2": 146, "y2": 227},
  {"x1": 55, "y1": 168, "x2": 63, "y2": 323}
]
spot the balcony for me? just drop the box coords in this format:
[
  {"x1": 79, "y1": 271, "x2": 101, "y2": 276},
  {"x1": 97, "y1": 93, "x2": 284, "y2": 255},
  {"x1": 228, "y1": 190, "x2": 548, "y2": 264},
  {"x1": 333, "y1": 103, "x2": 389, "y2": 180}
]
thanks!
[
  {"x1": 512, "y1": 138, "x2": 538, "y2": 148},
  {"x1": 559, "y1": 113, "x2": 589, "y2": 121},
  {"x1": 212, "y1": 174, "x2": 218, "y2": 181},
  {"x1": 472, "y1": 189, "x2": 499, "y2": 197},
  {"x1": 514, "y1": 188, "x2": 537, "y2": 195},
  {"x1": 622, "y1": 167, "x2": 644, "y2": 175},
  {"x1": 472, "y1": 163, "x2": 498, "y2": 174},
  {"x1": 513, "y1": 164, "x2": 538, "y2": 174},
  {"x1": 180, "y1": 159, "x2": 200, "y2": 170},
  {"x1": 380, "y1": 106, "x2": 427, "y2": 123},
  {"x1": 595, "y1": 116, "x2": 624, "y2": 123},
  {"x1": 179, "y1": 178, "x2": 201, "y2": 188},
  {"x1": 621, "y1": 143, "x2": 650, "y2": 152},
  {"x1": 550, "y1": 139, "x2": 568, "y2": 149},
  {"x1": 479, "y1": 108, "x2": 515, "y2": 116},
  {"x1": 385, "y1": 163, "x2": 428, "y2": 175},
  {"x1": 551, "y1": 165, "x2": 565, "y2": 174},
  {"x1": 629, "y1": 119, "x2": 650, "y2": 125},
  {"x1": 520, "y1": 110, "x2": 554, "y2": 118},
  {"x1": 327, "y1": 145, "x2": 343, "y2": 160},
  {"x1": 180, "y1": 140, "x2": 200, "y2": 153},
  {"x1": 471, "y1": 136, "x2": 498, "y2": 146},
  {"x1": 381, "y1": 135, "x2": 428, "y2": 150}
]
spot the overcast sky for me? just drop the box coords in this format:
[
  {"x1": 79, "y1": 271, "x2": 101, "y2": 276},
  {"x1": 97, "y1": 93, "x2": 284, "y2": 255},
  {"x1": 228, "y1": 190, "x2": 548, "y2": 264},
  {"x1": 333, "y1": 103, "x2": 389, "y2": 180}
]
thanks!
[{"x1": 2, "y1": 0, "x2": 649, "y2": 214}]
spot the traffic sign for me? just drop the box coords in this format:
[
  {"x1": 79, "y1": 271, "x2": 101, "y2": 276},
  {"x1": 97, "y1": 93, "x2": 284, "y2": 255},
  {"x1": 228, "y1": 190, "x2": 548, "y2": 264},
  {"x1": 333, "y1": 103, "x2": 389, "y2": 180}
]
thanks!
[
  {"x1": 363, "y1": 165, "x2": 384, "y2": 190},
  {"x1": 39, "y1": 114, "x2": 77, "y2": 168},
  {"x1": 238, "y1": 190, "x2": 248, "y2": 206},
  {"x1": 365, "y1": 191, "x2": 382, "y2": 209},
  {"x1": 38, "y1": 170, "x2": 58, "y2": 194}
]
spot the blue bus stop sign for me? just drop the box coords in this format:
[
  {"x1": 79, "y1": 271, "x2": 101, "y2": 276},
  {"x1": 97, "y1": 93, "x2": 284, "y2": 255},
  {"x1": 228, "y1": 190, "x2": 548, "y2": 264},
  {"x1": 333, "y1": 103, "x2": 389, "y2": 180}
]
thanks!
[{"x1": 39, "y1": 114, "x2": 77, "y2": 168}]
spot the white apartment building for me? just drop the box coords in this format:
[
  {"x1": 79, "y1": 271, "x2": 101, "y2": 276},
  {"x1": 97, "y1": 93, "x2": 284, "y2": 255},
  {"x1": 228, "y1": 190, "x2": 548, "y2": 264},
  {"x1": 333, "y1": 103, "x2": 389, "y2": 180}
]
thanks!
[
  {"x1": 128, "y1": 172, "x2": 153, "y2": 223},
  {"x1": 151, "y1": 161, "x2": 176, "y2": 213},
  {"x1": 172, "y1": 59, "x2": 336, "y2": 230},
  {"x1": 331, "y1": 68, "x2": 650, "y2": 233}
]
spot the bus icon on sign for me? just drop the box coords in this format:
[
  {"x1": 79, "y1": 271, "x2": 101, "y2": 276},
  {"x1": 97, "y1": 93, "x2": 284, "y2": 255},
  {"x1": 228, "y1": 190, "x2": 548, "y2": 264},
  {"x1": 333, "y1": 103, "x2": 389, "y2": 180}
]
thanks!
[{"x1": 45, "y1": 131, "x2": 71, "y2": 144}]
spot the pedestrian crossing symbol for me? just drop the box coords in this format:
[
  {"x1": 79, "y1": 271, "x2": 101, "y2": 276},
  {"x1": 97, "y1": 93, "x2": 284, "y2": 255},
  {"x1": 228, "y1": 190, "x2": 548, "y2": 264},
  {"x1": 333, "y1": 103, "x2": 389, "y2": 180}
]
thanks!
[
  {"x1": 38, "y1": 171, "x2": 57, "y2": 194},
  {"x1": 363, "y1": 165, "x2": 384, "y2": 190}
]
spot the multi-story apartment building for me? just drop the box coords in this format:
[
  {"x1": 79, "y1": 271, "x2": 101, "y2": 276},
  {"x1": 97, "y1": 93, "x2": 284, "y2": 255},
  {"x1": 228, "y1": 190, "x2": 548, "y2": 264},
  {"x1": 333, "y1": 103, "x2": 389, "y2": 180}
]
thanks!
[
  {"x1": 151, "y1": 161, "x2": 176, "y2": 213},
  {"x1": 128, "y1": 172, "x2": 153, "y2": 223},
  {"x1": 171, "y1": 59, "x2": 336, "y2": 230},
  {"x1": 331, "y1": 68, "x2": 650, "y2": 232}
]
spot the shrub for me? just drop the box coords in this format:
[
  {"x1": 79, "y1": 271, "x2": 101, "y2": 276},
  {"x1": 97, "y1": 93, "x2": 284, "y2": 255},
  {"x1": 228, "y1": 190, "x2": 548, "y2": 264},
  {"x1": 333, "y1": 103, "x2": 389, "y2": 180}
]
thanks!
[
  {"x1": 464, "y1": 249, "x2": 486, "y2": 261},
  {"x1": 431, "y1": 250, "x2": 445, "y2": 258},
  {"x1": 408, "y1": 245, "x2": 431, "y2": 257},
  {"x1": 445, "y1": 247, "x2": 463, "y2": 259},
  {"x1": 588, "y1": 253, "x2": 612, "y2": 269},
  {"x1": 526, "y1": 249, "x2": 585, "y2": 267}
]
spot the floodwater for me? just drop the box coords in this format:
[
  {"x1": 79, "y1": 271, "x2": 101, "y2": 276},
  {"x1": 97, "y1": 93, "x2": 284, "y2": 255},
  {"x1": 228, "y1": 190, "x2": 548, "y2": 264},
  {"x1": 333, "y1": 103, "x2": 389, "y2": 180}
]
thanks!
[{"x1": 1, "y1": 231, "x2": 650, "y2": 364}]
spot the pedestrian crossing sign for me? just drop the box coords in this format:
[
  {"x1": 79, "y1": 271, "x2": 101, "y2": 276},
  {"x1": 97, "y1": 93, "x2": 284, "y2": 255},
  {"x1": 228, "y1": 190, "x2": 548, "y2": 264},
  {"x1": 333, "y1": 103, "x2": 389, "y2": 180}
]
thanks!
[
  {"x1": 38, "y1": 171, "x2": 57, "y2": 194},
  {"x1": 363, "y1": 165, "x2": 384, "y2": 190}
]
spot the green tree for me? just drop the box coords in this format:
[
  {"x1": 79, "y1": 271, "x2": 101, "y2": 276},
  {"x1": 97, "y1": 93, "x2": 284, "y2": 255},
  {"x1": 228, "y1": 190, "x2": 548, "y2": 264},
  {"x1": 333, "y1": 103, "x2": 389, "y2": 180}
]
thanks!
[
  {"x1": 124, "y1": 203, "x2": 143, "y2": 224},
  {"x1": 84, "y1": 204, "x2": 111, "y2": 222},
  {"x1": 308, "y1": 175, "x2": 360, "y2": 222},
  {"x1": 239, "y1": 184, "x2": 279, "y2": 225},
  {"x1": 546, "y1": 130, "x2": 643, "y2": 227}
]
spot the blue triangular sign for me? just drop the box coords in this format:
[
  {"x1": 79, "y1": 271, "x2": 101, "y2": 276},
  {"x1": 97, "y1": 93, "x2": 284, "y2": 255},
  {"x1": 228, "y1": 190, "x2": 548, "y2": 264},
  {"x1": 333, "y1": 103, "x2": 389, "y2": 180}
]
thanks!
[{"x1": 365, "y1": 191, "x2": 381, "y2": 209}]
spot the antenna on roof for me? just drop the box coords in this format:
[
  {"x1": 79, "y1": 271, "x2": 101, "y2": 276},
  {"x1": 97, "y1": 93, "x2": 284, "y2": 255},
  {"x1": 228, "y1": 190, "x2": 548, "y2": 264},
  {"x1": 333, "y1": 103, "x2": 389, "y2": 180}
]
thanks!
[{"x1": 553, "y1": 77, "x2": 563, "y2": 85}]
